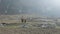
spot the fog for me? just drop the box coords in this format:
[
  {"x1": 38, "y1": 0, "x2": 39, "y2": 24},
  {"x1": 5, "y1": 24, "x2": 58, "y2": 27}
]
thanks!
[
  {"x1": 1, "y1": 0, "x2": 60, "y2": 17},
  {"x1": 17, "y1": 0, "x2": 60, "y2": 17}
]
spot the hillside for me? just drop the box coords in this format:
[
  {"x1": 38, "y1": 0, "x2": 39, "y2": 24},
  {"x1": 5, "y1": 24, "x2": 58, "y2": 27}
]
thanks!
[
  {"x1": 0, "y1": 14, "x2": 48, "y2": 23},
  {"x1": 0, "y1": 28, "x2": 60, "y2": 34}
]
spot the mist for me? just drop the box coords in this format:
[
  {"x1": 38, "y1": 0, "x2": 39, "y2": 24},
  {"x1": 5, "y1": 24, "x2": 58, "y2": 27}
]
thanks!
[
  {"x1": 0, "y1": 0, "x2": 60, "y2": 17},
  {"x1": 17, "y1": 0, "x2": 60, "y2": 17}
]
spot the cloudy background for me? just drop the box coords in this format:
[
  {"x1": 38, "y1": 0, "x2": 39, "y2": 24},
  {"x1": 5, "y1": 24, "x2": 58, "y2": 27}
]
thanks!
[{"x1": 0, "y1": 0, "x2": 60, "y2": 17}]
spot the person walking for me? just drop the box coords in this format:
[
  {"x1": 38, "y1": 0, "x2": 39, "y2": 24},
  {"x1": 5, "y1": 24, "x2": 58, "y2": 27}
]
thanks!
[
  {"x1": 21, "y1": 16, "x2": 27, "y2": 23},
  {"x1": 21, "y1": 16, "x2": 27, "y2": 28},
  {"x1": 21, "y1": 16, "x2": 24, "y2": 23}
]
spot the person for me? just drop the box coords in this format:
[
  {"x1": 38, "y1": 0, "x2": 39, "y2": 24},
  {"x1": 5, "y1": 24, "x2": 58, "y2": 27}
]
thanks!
[
  {"x1": 21, "y1": 16, "x2": 27, "y2": 23},
  {"x1": 21, "y1": 16, "x2": 27, "y2": 28},
  {"x1": 24, "y1": 19, "x2": 26, "y2": 23},
  {"x1": 21, "y1": 16, "x2": 24, "y2": 23}
]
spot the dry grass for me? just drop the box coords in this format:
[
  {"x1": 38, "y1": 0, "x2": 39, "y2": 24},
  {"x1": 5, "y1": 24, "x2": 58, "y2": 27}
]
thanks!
[
  {"x1": 0, "y1": 27, "x2": 60, "y2": 34},
  {"x1": 0, "y1": 15, "x2": 54, "y2": 23},
  {"x1": 0, "y1": 15, "x2": 60, "y2": 34},
  {"x1": 0, "y1": 15, "x2": 37, "y2": 23}
]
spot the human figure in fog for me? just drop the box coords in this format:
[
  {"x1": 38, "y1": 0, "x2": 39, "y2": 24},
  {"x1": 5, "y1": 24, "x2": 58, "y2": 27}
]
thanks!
[{"x1": 21, "y1": 16, "x2": 27, "y2": 23}]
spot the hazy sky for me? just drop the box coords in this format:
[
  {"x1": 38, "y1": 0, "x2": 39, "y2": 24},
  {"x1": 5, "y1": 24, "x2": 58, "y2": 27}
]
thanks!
[{"x1": 11, "y1": 0, "x2": 60, "y2": 17}]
